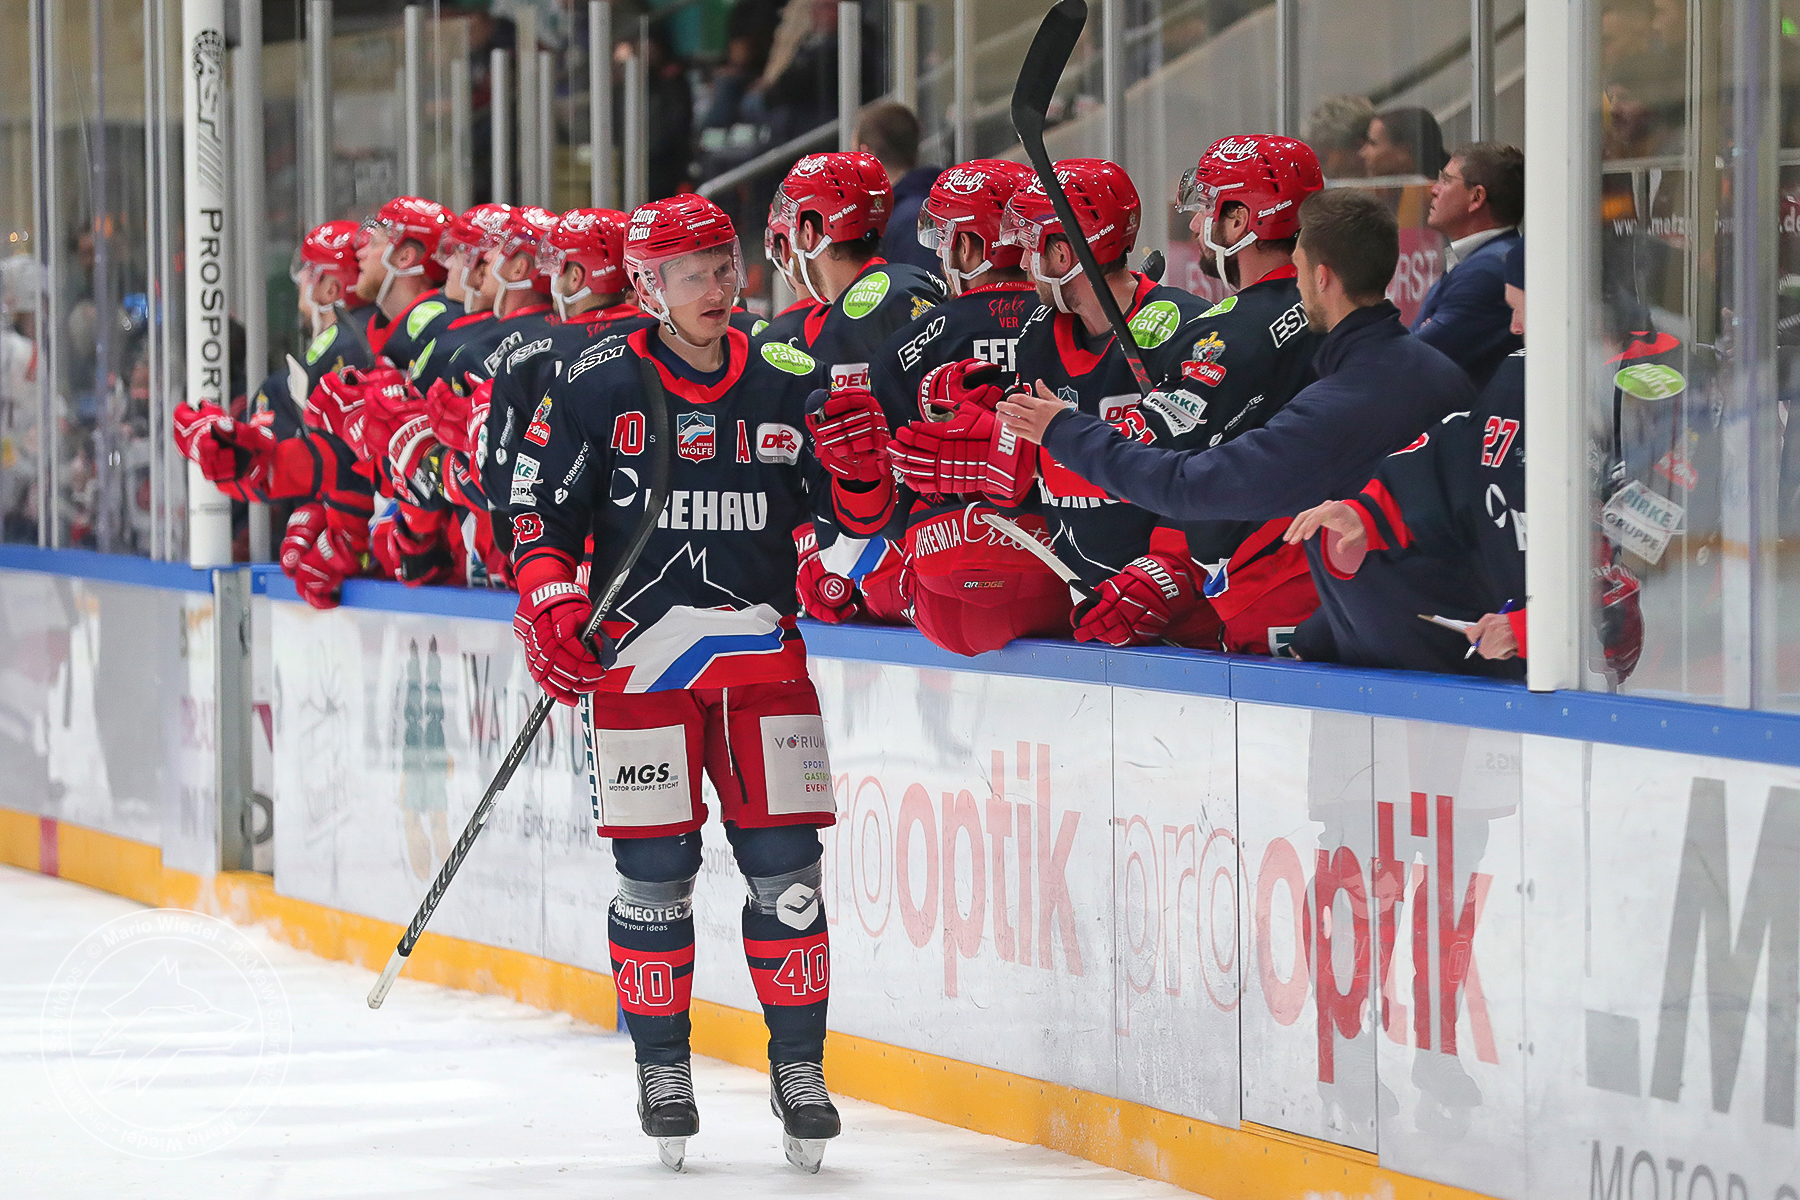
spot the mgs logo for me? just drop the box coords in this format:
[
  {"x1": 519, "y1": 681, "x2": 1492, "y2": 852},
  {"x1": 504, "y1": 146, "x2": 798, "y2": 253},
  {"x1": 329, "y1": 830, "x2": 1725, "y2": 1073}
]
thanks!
[{"x1": 1211, "y1": 136, "x2": 1261, "y2": 162}]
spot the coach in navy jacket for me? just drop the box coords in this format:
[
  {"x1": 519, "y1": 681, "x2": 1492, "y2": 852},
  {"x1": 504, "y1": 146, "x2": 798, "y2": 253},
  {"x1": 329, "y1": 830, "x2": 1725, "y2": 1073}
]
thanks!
[
  {"x1": 1410, "y1": 143, "x2": 1524, "y2": 388},
  {"x1": 996, "y1": 189, "x2": 1473, "y2": 532}
]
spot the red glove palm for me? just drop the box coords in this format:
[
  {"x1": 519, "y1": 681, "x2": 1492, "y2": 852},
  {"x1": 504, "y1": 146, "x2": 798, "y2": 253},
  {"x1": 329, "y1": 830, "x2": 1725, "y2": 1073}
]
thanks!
[
  {"x1": 1074, "y1": 554, "x2": 1195, "y2": 646},
  {"x1": 794, "y1": 523, "x2": 858, "y2": 623},
  {"x1": 805, "y1": 386, "x2": 891, "y2": 483},
  {"x1": 512, "y1": 558, "x2": 608, "y2": 704},
  {"x1": 279, "y1": 503, "x2": 326, "y2": 577},
  {"x1": 889, "y1": 405, "x2": 1037, "y2": 504},
  {"x1": 293, "y1": 525, "x2": 367, "y2": 610},
  {"x1": 918, "y1": 358, "x2": 1008, "y2": 420}
]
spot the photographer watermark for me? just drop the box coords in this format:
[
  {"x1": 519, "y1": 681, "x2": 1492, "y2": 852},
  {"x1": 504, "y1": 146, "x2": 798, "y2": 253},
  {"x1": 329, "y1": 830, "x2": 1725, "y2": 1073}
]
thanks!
[{"x1": 40, "y1": 909, "x2": 291, "y2": 1159}]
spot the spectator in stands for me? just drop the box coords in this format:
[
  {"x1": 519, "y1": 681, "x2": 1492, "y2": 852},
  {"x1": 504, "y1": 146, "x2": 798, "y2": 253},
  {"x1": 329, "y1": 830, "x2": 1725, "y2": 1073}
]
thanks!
[
  {"x1": 752, "y1": 0, "x2": 882, "y2": 145},
  {"x1": 1306, "y1": 95, "x2": 1376, "y2": 179},
  {"x1": 1359, "y1": 106, "x2": 1448, "y2": 179},
  {"x1": 1412, "y1": 142, "x2": 1524, "y2": 387},
  {"x1": 855, "y1": 102, "x2": 942, "y2": 277}
]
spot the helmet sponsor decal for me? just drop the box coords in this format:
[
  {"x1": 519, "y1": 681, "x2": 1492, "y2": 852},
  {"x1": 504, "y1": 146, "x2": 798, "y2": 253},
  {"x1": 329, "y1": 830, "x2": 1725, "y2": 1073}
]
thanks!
[{"x1": 1210, "y1": 136, "x2": 1261, "y2": 162}]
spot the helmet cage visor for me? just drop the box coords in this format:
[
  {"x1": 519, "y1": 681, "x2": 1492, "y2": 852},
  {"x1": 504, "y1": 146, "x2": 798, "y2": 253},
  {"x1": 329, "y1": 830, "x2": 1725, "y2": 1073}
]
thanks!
[
  {"x1": 633, "y1": 240, "x2": 746, "y2": 312},
  {"x1": 997, "y1": 204, "x2": 1052, "y2": 254}
]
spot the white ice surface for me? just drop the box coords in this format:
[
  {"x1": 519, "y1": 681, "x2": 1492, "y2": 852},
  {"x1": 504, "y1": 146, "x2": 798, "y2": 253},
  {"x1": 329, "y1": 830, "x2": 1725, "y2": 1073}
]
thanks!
[{"x1": 1, "y1": 866, "x2": 1189, "y2": 1199}]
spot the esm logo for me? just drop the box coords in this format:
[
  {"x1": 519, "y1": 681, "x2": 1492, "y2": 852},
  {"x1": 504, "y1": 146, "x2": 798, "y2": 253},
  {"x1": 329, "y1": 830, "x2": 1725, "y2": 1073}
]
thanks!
[{"x1": 616, "y1": 762, "x2": 674, "y2": 786}]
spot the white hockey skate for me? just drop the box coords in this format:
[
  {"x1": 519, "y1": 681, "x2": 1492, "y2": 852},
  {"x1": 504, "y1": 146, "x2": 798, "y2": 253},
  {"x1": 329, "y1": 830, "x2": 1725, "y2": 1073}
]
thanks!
[
  {"x1": 637, "y1": 1061, "x2": 699, "y2": 1171},
  {"x1": 770, "y1": 1060, "x2": 840, "y2": 1173}
]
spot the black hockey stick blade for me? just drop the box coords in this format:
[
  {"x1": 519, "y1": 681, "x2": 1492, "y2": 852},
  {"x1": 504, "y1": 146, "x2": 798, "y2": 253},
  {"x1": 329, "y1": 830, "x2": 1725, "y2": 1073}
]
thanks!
[
  {"x1": 367, "y1": 354, "x2": 675, "y2": 1010},
  {"x1": 1010, "y1": 1, "x2": 1155, "y2": 398},
  {"x1": 1142, "y1": 249, "x2": 1166, "y2": 283},
  {"x1": 1010, "y1": 0, "x2": 1087, "y2": 146}
]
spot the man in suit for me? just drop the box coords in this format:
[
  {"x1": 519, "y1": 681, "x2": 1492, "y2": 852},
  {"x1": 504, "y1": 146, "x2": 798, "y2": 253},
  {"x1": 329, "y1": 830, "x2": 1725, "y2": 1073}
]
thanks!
[{"x1": 1412, "y1": 142, "x2": 1524, "y2": 387}]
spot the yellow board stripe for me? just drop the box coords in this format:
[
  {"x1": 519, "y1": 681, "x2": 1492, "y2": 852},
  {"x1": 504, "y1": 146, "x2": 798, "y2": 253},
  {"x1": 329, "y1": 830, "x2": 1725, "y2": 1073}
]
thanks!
[{"x1": 0, "y1": 808, "x2": 1497, "y2": 1200}]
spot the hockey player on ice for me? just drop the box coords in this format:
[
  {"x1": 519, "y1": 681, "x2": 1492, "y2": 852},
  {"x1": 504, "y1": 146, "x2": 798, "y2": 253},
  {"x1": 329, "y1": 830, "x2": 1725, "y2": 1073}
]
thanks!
[
  {"x1": 352, "y1": 196, "x2": 460, "y2": 367},
  {"x1": 756, "y1": 196, "x2": 827, "y2": 352},
  {"x1": 508, "y1": 194, "x2": 881, "y2": 1173}
]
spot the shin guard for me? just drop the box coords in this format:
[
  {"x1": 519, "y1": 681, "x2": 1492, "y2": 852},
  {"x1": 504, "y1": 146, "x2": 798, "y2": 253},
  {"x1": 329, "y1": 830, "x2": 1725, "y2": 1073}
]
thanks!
[
  {"x1": 742, "y1": 859, "x2": 830, "y2": 1062},
  {"x1": 609, "y1": 873, "x2": 697, "y2": 1064}
]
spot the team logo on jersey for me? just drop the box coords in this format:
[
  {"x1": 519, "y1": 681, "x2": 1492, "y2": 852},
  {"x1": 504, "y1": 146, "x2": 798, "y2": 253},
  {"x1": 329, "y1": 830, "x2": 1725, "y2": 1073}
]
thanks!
[
  {"x1": 908, "y1": 295, "x2": 935, "y2": 321},
  {"x1": 1183, "y1": 359, "x2": 1226, "y2": 387},
  {"x1": 1200, "y1": 295, "x2": 1238, "y2": 319},
  {"x1": 1055, "y1": 386, "x2": 1079, "y2": 405},
  {"x1": 1128, "y1": 300, "x2": 1182, "y2": 349},
  {"x1": 524, "y1": 395, "x2": 554, "y2": 446},
  {"x1": 755, "y1": 423, "x2": 802, "y2": 464},
  {"x1": 512, "y1": 512, "x2": 544, "y2": 543},
  {"x1": 1210, "y1": 136, "x2": 1261, "y2": 163},
  {"x1": 1268, "y1": 302, "x2": 1308, "y2": 347},
  {"x1": 841, "y1": 271, "x2": 891, "y2": 319},
  {"x1": 304, "y1": 325, "x2": 338, "y2": 365},
  {"x1": 677, "y1": 411, "x2": 717, "y2": 462},
  {"x1": 896, "y1": 316, "x2": 948, "y2": 370},
  {"x1": 406, "y1": 299, "x2": 447, "y2": 340},
  {"x1": 760, "y1": 341, "x2": 816, "y2": 376}
]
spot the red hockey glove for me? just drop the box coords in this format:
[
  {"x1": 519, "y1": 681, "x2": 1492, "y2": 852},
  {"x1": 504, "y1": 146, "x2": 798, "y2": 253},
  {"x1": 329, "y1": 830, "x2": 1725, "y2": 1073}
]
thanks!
[
  {"x1": 1074, "y1": 553, "x2": 1197, "y2": 646},
  {"x1": 889, "y1": 405, "x2": 1038, "y2": 505},
  {"x1": 386, "y1": 413, "x2": 446, "y2": 509},
  {"x1": 1594, "y1": 561, "x2": 1643, "y2": 683},
  {"x1": 369, "y1": 514, "x2": 403, "y2": 580},
  {"x1": 424, "y1": 375, "x2": 476, "y2": 454},
  {"x1": 512, "y1": 557, "x2": 608, "y2": 705},
  {"x1": 293, "y1": 524, "x2": 368, "y2": 610},
  {"x1": 465, "y1": 376, "x2": 495, "y2": 467},
  {"x1": 917, "y1": 358, "x2": 1008, "y2": 420},
  {"x1": 172, "y1": 401, "x2": 231, "y2": 462},
  {"x1": 794, "y1": 523, "x2": 858, "y2": 623},
  {"x1": 194, "y1": 415, "x2": 279, "y2": 488},
  {"x1": 805, "y1": 386, "x2": 890, "y2": 483},
  {"x1": 358, "y1": 367, "x2": 424, "y2": 464},
  {"x1": 279, "y1": 503, "x2": 327, "y2": 577},
  {"x1": 392, "y1": 507, "x2": 458, "y2": 586},
  {"x1": 306, "y1": 370, "x2": 370, "y2": 453}
]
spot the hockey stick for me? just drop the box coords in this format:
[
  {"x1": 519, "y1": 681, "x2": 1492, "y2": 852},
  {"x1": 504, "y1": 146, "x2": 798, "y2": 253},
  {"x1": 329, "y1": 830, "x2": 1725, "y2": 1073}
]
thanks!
[
  {"x1": 368, "y1": 355, "x2": 674, "y2": 1008},
  {"x1": 981, "y1": 512, "x2": 1184, "y2": 649},
  {"x1": 1011, "y1": 0, "x2": 1153, "y2": 399}
]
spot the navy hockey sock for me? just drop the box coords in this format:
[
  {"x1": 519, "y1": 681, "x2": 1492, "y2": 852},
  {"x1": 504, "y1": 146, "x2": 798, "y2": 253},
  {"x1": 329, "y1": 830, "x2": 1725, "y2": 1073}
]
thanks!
[{"x1": 610, "y1": 834, "x2": 702, "y2": 1066}]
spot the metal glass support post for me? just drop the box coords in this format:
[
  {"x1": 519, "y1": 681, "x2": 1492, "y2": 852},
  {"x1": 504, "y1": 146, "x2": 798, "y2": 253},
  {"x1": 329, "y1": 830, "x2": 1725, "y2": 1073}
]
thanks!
[
  {"x1": 403, "y1": 5, "x2": 423, "y2": 194},
  {"x1": 490, "y1": 48, "x2": 509, "y2": 203},
  {"x1": 952, "y1": 0, "x2": 972, "y2": 161},
  {"x1": 183, "y1": 0, "x2": 233, "y2": 566},
  {"x1": 233, "y1": 29, "x2": 269, "y2": 561},
  {"x1": 1275, "y1": 0, "x2": 1299, "y2": 137},
  {"x1": 214, "y1": 567, "x2": 254, "y2": 870},
  {"x1": 157, "y1": 0, "x2": 180, "y2": 558},
  {"x1": 892, "y1": 1, "x2": 916, "y2": 110},
  {"x1": 450, "y1": 54, "x2": 471, "y2": 211},
  {"x1": 517, "y1": 7, "x2": 537, "y2": 204},
  {"x1": 30, "y1": 0, "x2": 54, "y2": 548},
  {"x1": 144, "y1": 0, "x2": 165, "y2": 559},
  {"x1": 623, "y1": 24, "x2": 646, "y2": 207},
  {"x1": 1523, "y1": 0, "x2": 1594, "y2": 691},
  {"x1": 538, "y1": 49, "x2": 554, "y2": 205},
  {"x1": 307, "y1": 0, "x2": 332, "y2": 226},
  {"x1": 589, "y1": 0, "x2": 612, "y2": 207},
  {"x1": 838, "y1": 3, "x2": 861, "y2": 151},
  {"x1": 91, "y1": 0, "x2": 117, "y2": 554},
  {"x1": 1470, "y1": 0, "x2": 1495, "y2": 141},
  {"x1": 1102, "y1": 0, "x2": 1124, "y2": 164}
]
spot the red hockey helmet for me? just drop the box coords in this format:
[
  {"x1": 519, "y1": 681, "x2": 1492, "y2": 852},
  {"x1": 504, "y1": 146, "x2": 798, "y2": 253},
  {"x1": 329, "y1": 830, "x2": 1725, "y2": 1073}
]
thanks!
[
  {"x1": 1177, "y1": 135, "x2": 1323, "y2": 254},
  {"x1": 774, "y1": 151, "x2": 894, "y2": 245},
  {"x1": 489, "y1": 205, "x2": 559, "y2": 293},
  {"x1": 918, "y1": 160, "x2": 1036, "y2": 289},
  {"x1": 999, "y1": 159, "x2": 1141, "y2": 266},
  {"x1": 290, "y1": 219, "x2": 361, "y2": 290},
  {"x1": 764, "y1": 193, "x2": 797, "y2": 280},
  {"x1": 624, "y1": 195, "x2": 745, "y2": 322},
  {"x1": 435, "y1": 202, "x2": 511, "y2": 265},
  {"x1": 361, "y1": 196, "x2": 451, "y2": 283},
  {"x1": 538, "y1": 208, "x2": 629, "y2": 317}
]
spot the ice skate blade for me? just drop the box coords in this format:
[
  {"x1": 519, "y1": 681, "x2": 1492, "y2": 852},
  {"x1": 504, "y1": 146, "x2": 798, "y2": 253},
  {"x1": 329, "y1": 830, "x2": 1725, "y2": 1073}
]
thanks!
[
  {"x1": 655, "y1": 1137, "x2": 688, "y2": 1172},
  {"x1": 783, "y1": 1134, "x2": 826, "y2": 1173}
]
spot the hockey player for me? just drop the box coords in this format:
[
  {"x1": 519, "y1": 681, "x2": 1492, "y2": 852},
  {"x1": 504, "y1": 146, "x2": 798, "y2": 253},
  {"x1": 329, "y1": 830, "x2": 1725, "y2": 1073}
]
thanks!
[
  {"x1": 806, "y1": 158, "x2": 1069, "y2": 651},
  {"x1": 509, "y1": 194, "x2": 870, "y2": 1171},
  {"x1": 756, "y1": 198, "x2": 827, "y2": 350},
  {"x1": 773, "y1": 152, "x2": 944, "y2": 617},
  {"x1": 888, "y1": 159, "x2": 1215, "y2": 606},
  {"x1": 411, "y1": 202, "x2": 510, "y2": 395},
  {"x1": 351, "y1": 196, "x2": 459, "y2": 367},
  {"x1": 1061, "y1": 137, "x2": 1327, "y2": 653}
]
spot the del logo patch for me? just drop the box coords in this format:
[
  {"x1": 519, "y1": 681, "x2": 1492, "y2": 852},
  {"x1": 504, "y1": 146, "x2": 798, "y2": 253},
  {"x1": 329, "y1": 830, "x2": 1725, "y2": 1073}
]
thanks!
[
  {"x1": 841, "y1": 271, "x2": 891, "y2": 319},
  {"x1": 677, "y1": 411, "x2": 717, "y2": 462},
  {"x1": 524, "y1": 395, "x2": 554, "y2": 446}
]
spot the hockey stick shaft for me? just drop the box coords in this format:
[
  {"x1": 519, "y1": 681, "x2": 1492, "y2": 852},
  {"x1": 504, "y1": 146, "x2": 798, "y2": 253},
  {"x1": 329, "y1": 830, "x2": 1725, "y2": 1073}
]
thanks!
[
  {"x1": 1010, "y1": 0, "x2": 1154, "y2": 399},
  {"x1": 369, "y1": 356, "x2": 674, "y2": 1008}
]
